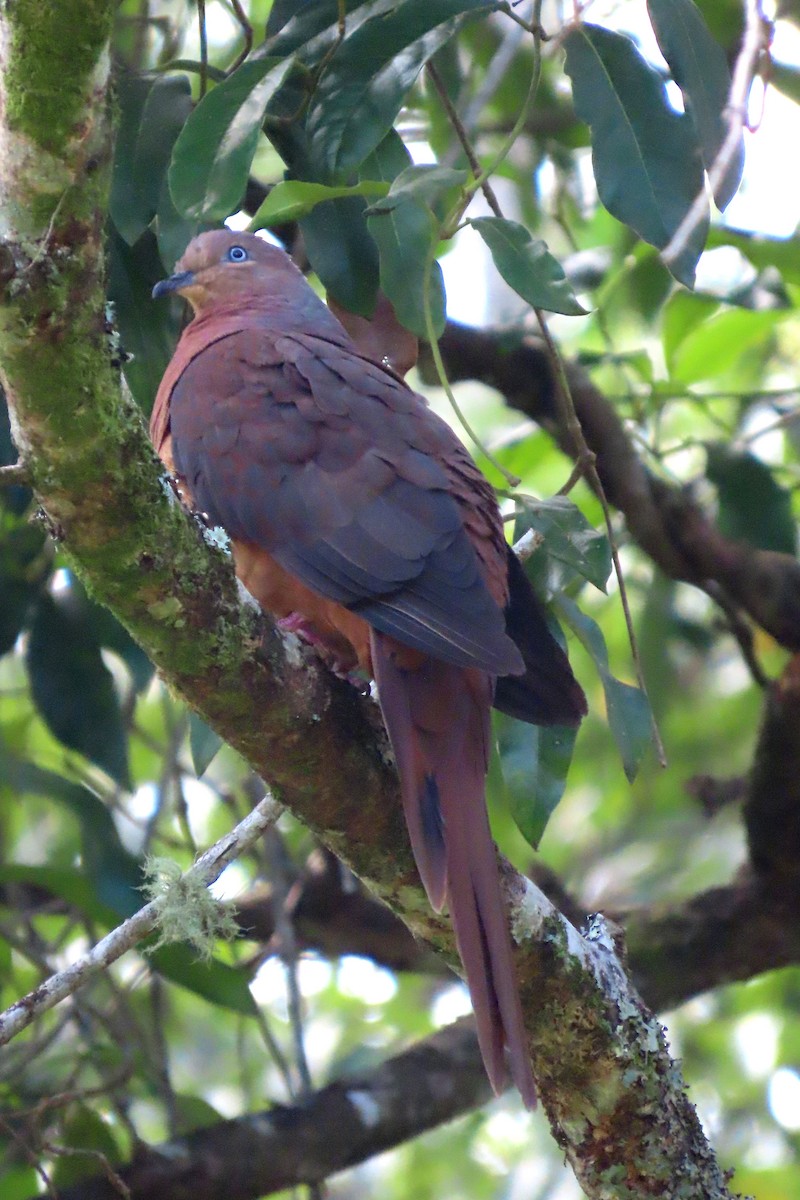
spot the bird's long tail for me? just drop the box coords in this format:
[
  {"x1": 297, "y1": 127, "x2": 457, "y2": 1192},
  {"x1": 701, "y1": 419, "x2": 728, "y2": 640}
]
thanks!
[{"x1": 371, "y1": 630, "x2": 536, "y2": 1107}]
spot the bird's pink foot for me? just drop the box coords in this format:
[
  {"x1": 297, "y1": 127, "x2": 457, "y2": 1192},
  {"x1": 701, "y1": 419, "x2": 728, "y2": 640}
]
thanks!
[{"x1": 277, "y1": 613, "x2": 370, "y2": 694}]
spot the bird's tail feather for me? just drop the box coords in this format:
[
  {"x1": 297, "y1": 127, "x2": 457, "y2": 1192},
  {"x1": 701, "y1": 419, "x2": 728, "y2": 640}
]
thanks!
[{"x1": 371, "y1": 630, "x2": 537, "y2": 1107}]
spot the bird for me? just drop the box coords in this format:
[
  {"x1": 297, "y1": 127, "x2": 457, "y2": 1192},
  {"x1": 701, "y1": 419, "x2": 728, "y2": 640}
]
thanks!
[{"x1": 151, "y1": 229, "x2": 586, "y2": 1107}]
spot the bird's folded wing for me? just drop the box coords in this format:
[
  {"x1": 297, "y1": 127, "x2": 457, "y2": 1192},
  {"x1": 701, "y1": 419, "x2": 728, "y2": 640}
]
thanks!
[{"x1": 166, "y1": 328, "x2": 522, "y2": 677}]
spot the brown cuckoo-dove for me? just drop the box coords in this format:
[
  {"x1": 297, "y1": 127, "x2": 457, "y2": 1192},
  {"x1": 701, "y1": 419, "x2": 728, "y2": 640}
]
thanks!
[{"x1": 151, "y1": 229, "x2": 586, "y2": 1107}]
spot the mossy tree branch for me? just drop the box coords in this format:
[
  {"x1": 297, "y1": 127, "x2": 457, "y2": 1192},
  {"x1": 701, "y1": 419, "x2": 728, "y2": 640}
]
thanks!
[{"x1": 0, "y1": 5, "x2": 737, "y2": 1197}]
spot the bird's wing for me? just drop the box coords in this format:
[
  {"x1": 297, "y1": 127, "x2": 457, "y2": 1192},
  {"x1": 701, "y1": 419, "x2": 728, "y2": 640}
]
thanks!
[{"x1": 166, "y1": 327, "x2": 522, "y2": 677}]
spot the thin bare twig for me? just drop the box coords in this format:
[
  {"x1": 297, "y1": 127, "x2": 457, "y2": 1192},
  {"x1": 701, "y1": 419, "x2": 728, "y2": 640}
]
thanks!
[
  {"x1": 0, "y1": 796, "x2": 283, "y2": 1046},
  {"x1": 225, "y1": 0, "x2": 253, "y2": 73},
  {"x1": 0, "y1": 1112, "x2": 58, "y2": 1200},
  {"x1": 197, "y1": 0, "x2": 208, "y2": 98},
  {"x1": 264, "y1": 828, "x2": 315, "y2": 1097},
  {"x1": 0, "y1": 462, "x2": 30, "y2": 487},
  {"x1": 706, "y1": 580, "x2": 770, "y2": 688},
  {"x1": 456, "y1": 16, "x2": 528, "y2": 145},
  {"x1": 426, "y1": 62, "x2": 504, "y2": 219}
]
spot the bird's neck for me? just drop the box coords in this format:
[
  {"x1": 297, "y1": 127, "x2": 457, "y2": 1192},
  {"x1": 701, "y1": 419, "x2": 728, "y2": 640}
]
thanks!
[{"x1": 188, "y1": 292, "x2": 350, "y2": 346}]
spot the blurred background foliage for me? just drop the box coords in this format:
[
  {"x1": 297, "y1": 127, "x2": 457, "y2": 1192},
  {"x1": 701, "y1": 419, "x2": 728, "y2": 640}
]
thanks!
[{"x1": 2, "y1": 0, "x2": 800, "y2": 1196}]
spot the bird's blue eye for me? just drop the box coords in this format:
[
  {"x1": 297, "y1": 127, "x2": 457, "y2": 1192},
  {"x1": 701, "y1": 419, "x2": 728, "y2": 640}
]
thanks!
[{"x1": 227, "y1": 245, "x2": 248, "y2": 262}]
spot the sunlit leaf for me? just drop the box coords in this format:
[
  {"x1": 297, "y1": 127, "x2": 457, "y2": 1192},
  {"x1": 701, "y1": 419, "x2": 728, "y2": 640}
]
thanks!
[
  {"x1": 661, "y1": 290, "x2": 719, "y2": 370},
  {"x1": 0, "y1": 1167, "x2": 40, "y2": 1200},
  {"x1": 470, "y1": 217, "x2": 588, "y2": 316},
  {"x1": 563, "y1": 23, "x2": 707, "y2": 286},
  {"x1": 707, "y1": 226, "x2": 800, "y2": 285},
  {"x1": 250, "y1": 179, "x2": 390, "y2": 228},
  {"x1": 669, "y1": 306, "x2": 787, "y2": 384}
]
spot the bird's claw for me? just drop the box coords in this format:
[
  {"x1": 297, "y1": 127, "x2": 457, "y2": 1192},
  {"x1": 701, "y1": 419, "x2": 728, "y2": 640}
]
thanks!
[{"x1": 277, "y1": 613, "x2": 370, "y2": 693}]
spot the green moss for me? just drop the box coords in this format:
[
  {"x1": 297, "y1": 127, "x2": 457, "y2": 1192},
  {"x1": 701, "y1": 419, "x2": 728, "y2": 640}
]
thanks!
[{"x1": 3, "y1": 0, "x2": 113, "y2": 152}]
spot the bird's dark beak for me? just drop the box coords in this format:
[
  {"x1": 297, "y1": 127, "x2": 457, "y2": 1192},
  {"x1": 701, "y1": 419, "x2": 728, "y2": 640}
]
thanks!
[{"x1": 152, "y1": 270, "x2": 195, "y2": 300}]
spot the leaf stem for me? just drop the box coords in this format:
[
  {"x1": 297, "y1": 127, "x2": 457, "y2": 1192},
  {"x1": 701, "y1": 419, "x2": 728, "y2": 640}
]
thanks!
[{"x1": 422, "y1": 248, "x2": 521, "y2": 487}]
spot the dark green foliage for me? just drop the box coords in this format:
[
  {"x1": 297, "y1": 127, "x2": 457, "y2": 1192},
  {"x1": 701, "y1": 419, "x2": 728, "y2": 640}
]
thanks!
[
  {"x1": 563, "y1": 24, "x2": 708, "y2": 286},
  {"x1": 25, "y1": 591, "x2": 131, "y2": 789},
  {"x1": 706, "y1": 444, "x2": 798, "y2": 555}
]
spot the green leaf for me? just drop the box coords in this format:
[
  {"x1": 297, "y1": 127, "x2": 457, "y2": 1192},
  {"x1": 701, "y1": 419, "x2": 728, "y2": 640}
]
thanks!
[
  {"x1": 110, "y1": 75, "x2": 157, "y2": 245},
  {"x1": 555, "y1": 595, "x2": 652, "y2": 782},
  {"x1": 661, "y1": 290, "x2": 719, "y2": 370},
  {"x1": 0, "y1": 1167, "x2": 39, "y2": 1200},
  {"x1": 66, "y1": 574, "x2": 154, "y2": 693},
  {"x1": 51, "y1": 1106, "x2": 121, "y2": 1189},
  {"x1": 107, "y1": 226, "x2": 184, "y2": 413},
  {"x1": 668, "y1": 306, "x2": 786, "y2": 384},
  {"x1": 0, "y1": 752, "x2": 142, "y2": 916},
  {"x1": 189, "y1": 711, "x2": 224, "y2": 777},
  {"x1": 369, "y1": 200, "x2": 445, "y2": 337},
  {"x1": 173, "y1": 1093, "x2": 224, "y2": 1135},
  {"x1": 647, "y1": 0, "x2": 743, "y2": 209},
  {"x1": 304, "y1": 0, "x2": 497, "y2": 176},
  {"x1": 470, "y1": 217, "x2": 587, "y2": 316},
  {"x1": 0, "y1": 519, "x2": 47, "y2": 656},
  {"x1": 707, "y1": 226, "x2": 800, "y2": 286},
  {"x1": 266, "y1": 0, "x2": 375, "y2": 44},
  {"x1": 148, "y1": 943, "x2": 258, "y2": 1015},
  {"x1": 363, "y1": 135, "x2": 446, "y2": 336},
  {"x1": 25, "y1": 592, "x2": 131, "y2": 789},
  {"x1": 0, "y1": 865, "x2": 121, "y2": 927},
  {"x1": 300, "y1": 194, "x2": 381, "y2": 316},
  {"x1": 706, "y1": 444, "x2": 797, "y2": 555},
  {"x1": 169, "y1": 56, "x2": 295, "y2": 221},
  {"x1": 516, "y1": 496, "x2": 611, "y2": 591},
  {"x1": 367, "y1": 164, "x2": 467, "y2": 218},
  {"x1": 563, "y1": 23, "x2": 707, "y2": 286},
  {"x1": 250, "y1": 178, "x2": 390, "y2": 228},
  {"x1": 111, "y1": 73, "x2": 193, "y2": 245},
  {"x1": 495, "y1": 713, "x2": 577, "y2": 849},
  {"x1": 771, "y1": 59, "x2": 800, "y2": 106},
  {"x1": 155, "y1": 167, "x2": 206, "y2": 273}
]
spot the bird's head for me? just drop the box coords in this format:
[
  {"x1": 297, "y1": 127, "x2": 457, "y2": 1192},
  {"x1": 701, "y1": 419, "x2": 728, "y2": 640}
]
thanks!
[{"x1": 152, "y1": 230, "x2": 302, "y2": 314}]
